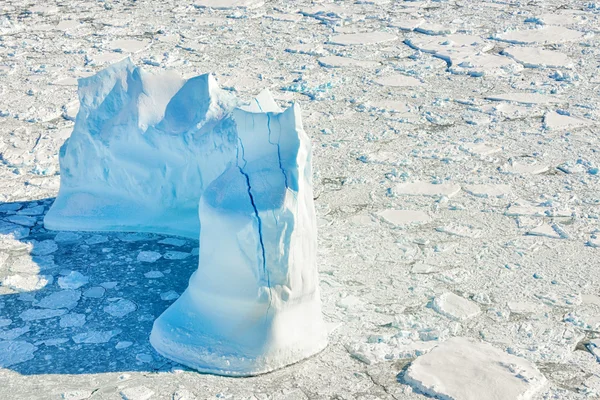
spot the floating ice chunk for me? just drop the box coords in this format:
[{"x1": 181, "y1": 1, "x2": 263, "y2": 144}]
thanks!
[
  {"x1": 285, "y1": 43, "x2": 327, "y2": 57},
  {"x1": 543, "y1": 111, "x2": 595, "y2": 131},
  {"x1": 403, "y1": 337, "x2": 547, "y2": 400},
  {"x1": 85, "y1": 235, "x2": 108, "y2": 245},
  {"x1": 116, "y1": 341, "x2": 133, "y2": 349},
  {"x1": 406, "y1": 34, "x2": 493, "y2": 54},
  {"x1": 85, "y1": 52, "x2": 128, "y2": 67},
  {"x1": 0, "y1": 341, "x2": 37, "y2": 367},
  {"x1": 120, "y1": 386, "x2": 155, "y2": 400},
  {"x1": 265, "y1": 13, "x2": 303, "y2": 23},
  {"x1": 163, "y1": 251, "x2": 191, "y2": 260},
  {"x1": 144, "y1": 271, "x2": 164, "y2": 279},
  {"x1": 137, "y1": 251, "x2": 161, "y2": 263},
  {"x1": 0, "y1": 326, "x2": 30, "y2": 341},
  {"x1": 389, "y1": 17, "x2": 425, "y2": 31},
  {"x1": 20, "y1": 308, "x2": 67, "y2": 321},
  {"x1": 494, "y1": 26, "x2": 586, "y2": 44},
  {"x1": 60, "y1": 313, "x2": 86, "y2": 328},
  {"x1": 527, "y1": 223, "x2": 565, "y2": 239},
  {"x1": 432, "y1": 293, "x2": 480, "y2": 321},
  {"x1": 151, "y1": 103, "x2": 327, "y2": 376},
  {"x1": 160, "y1": 290, "x2": 180, "y2": 301},
  {"x1": 415, "y1": 23, "x2": 456, "y2": 36},
  {"x1": 502, "y1": 47, "x2": 573, "y2": 69},
  {"x1": 507, "y1": 301, "x2": 546, "y2": 314},
  {"x1": 37, "y1": 290, "x2": 81, "y2": 309},
  {"x1": 6, "y1": 215, "x2": 37, "y2": 227},
  {"x1": 18, "y1": 206, "x2": 45, "y2": 216},
  {"x1": 104, "y1": 299, "x2": 137, "y2": 318},
  {"x1": 395, "y1": 181, "x2": 461, "y2": 198},
  {"x1": 336, "y1": 295, "x2": 363, "y2": 311},
  {"x1": 0, "y1": 221, "x2": 30, "y2": 239},
  {"x1": 29, "y1": 240, "x2": 58, "y2": 256},
  {"x1": 158, "y1": 238, "x2": 186, "y2": 247},
  {"x1": 436, "y1": 224, "x2": 482, "y2": 238},
  {"x1": 72, "y1": 329, "x2": 121, "y2": 344},
  {"x1": 0, "y1": 319, "x2": 11, "y2": 328},
  {"x1": 463, "y1": 184, "x2": 511, "y2": 198},
  {"x1": 60, "y1": 390, "x2": 93, "y2": 400},
  {"x1": 460, "y1": 143, "x2": 501, "y2": 156},
  {"x1": 83, "y1": 286, "x2": 105, "y2": 298},
  {"x1": 373, "y1": 74, "x2": 422, "y2": 87},
  {"x1": 58, "y1": 271, "x2": 89, "y2": 289},
  {"x1": 328, "y1": 32, "x2": 397, "y2": 46},
  {"x1": 500, "y1": 161, "x2": 549, "y2": 175},
  {"x1": 108, "y1": 39, "x2": 151, "y2": 54},
  {"x1": 377, "y1": 210, "x2": 431, "y2": 226},
  {"x1": 44, "y1": 59, "x2": 241, "y2": 239},
  {"x1": 485, "y1": 92, "x2": 561, "y2": 105},
  {"x1": 54, "y1": 231, "x2": 82, "y2": 243},
  {"x1": 318, "y1": 56, "x2": 380, "y2": 68},
  {"x1": 194, "y1": 0, "x2": 264, "y2": 9}
]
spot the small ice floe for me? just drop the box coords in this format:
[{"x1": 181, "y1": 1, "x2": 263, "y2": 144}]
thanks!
[{"x1": 431, "y1": 293, "x2": 481, "y2": 321}]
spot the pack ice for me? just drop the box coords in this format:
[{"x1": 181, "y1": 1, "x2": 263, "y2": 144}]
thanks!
[{"x1": 45, "y1": 59, "x2": 328, "y2": 375}]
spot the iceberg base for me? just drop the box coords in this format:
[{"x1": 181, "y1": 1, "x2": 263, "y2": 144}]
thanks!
[{"x1": 150, "y1": 289, "x2": 328, "y2": 376}]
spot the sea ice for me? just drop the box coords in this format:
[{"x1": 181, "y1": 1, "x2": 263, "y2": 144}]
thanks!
[
  {"x1": 494, "y1": 26, "x2": 585, "y2": 44},
  {"x1": 37, "y1": 290, "x2": 81, "y2": 309},
  {"x1": 318, "y1": 56, "x2": 380, "y2": 69},
  {"x1": 104, "y1": 299, "x2": 137, "y2": 318},
  {"x1": 20, "y1": 308, "x2": 67, "y2": 321},
  {"x1": 58, "y1": 271, "x2": 89, "y2": 289},
  {"x1": 395, "y1": 181, "x2": 461, "y2": 198},
  {"x1": 403, "y1": 337, "x2": 547, "y2": 399},
  {"x1": 150, "y1": 102, "x2": 327, "y2": 376},
  {"x1": 0, "y1": 341, "x2": 37, "y2": 367},
  {"x1": 328, "y1": 32, "x2": 397, "y2": 46},
  {"x1": 431, "y1": 293, "x2": 480, "y2": 321},
  {"x1": 377, "y1": 210, "x2": 431, "y2": 226},
  {"x1": 373, "y1": 74, "x2": 422, "y2": 87},
  {"x1": 502, "y1": 47, "x2": 573, "y2": 69}
]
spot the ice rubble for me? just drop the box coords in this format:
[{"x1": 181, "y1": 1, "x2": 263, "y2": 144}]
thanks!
[{"x1": 45, "y1": 59, "x2": 327, "y2": 376}]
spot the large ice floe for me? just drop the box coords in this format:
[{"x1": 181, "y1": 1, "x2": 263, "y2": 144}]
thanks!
[{"x1": 45, "y1": 59, "x2": 328, "y2": 376}]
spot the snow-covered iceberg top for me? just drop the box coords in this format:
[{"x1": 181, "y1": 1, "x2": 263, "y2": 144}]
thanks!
[{"x1": 45, "y1": 59, "x2": 327, "y2": 375}]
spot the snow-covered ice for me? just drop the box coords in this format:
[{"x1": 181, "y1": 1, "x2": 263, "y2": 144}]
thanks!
[{"x1": 403, "y1": 337, "x2": 547, "y2": 400}]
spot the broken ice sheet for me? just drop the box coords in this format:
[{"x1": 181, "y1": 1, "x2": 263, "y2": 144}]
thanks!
[
  {"x1": 317, "y1": 56, "x2": 380, "y2": 69},
  {"x1": 435, "y1": 224, "x2": 482, "y2": 238},
  {"x1": 372, "y1": 74, "x2": 422, "y2": 87},
  {"x1": 328, "y1": 31, "x2": 397, "y2": 46},
  {"x1": 493, "y1": 26, "x2": 586, "y2": 45},
  {"x1": 543, "y1": 111, "x2": 595, "y2": 131},
  {"x1": 377, "y1": 210, "x2": 431, "y2": 226},
  {"x1": 402, "y1": 337, "x2": 547, "y2": 400},
  {"x1": 431, "y1": 292, "x2": 480, "y2": 321},
  {"x1": 395, "y1": 181, "x2": 461, "y2": 198},
  {"x1": 502, "y1": 47, "x2": 573, "y2": 69}
]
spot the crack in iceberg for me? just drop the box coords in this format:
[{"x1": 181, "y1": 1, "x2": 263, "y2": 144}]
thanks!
[
  {"x1": 236, "y1": 138, "x2": 271, "y2": 297},
  {"x1": 255, "y1": 98, "x2": 289, "y2": 189}
]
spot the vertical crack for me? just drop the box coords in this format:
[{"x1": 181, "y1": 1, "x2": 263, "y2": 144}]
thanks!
[
  {"x1": 255, "y1": 97, "x2": 288, "y2": 189},
  {"x1": 236, "y1": 138, "x2": 271, "y2": 315}
]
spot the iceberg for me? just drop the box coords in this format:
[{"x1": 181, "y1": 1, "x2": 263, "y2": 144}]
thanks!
[
  {"x1": 45, "y1": 60, "x2": 327, "y2": 375},
  {"x1": 150, "y1": 102, "x2": 327, "y2": 376},
  {"x1": 45, "y1": 58, "x2": 241, "y2": 238}
]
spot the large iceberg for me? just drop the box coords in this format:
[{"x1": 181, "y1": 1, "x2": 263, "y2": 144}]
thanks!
[
  {"x1": 151, "y1": 103, "x2": 327, "y2": 376},
  {"x1": 46, "y1": 60, "x2": 328, "y2": 375},
  {"x1": 45, "y1": 58, "x2": 240, "y2": 238}
]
